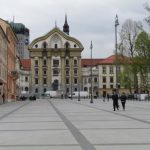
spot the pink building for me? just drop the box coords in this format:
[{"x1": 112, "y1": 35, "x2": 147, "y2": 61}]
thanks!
[
  {"x1": 0, "y1": 25, "x2": 8, "y2": 104},
  {"x1": 0, "y1": 18, "x2": 18, "y2": 102}
]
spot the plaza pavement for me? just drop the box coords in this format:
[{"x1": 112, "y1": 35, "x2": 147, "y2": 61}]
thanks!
[{"x1": 0, "y1": 98, "x2": 150, "y2": 150}]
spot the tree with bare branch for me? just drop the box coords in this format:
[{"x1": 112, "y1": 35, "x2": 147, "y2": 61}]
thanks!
[{"x1": 119, "y1": 19, "x2": 143, "y2": 93}]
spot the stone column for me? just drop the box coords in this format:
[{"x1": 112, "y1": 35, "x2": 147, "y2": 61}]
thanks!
[
  {"x1": 70, "y1": 57, "x2": 73, "y2": 94},
  {"x1": 47, "y1": 57, "x2": 52, "y2": 90},
  {"x1": 61, "y1": 57, "x2": 65, "y2": 93},
  {"x1": 39, "y1": 57, "x2": 43, "y2": 96}
]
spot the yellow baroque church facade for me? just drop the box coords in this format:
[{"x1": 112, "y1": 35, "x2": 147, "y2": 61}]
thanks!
[{"x1": 28, "y1": 17, "x2": 84, "y2": 97}]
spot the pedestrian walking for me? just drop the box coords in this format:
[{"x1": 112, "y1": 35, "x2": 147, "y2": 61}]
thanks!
[
  {"x1": 112, "y1": 89, "x2": 119, "y2": 111},
  {"x1": 103, "y1": 92, "x2": 106, "y2": 102},
  {"x1": 120, "y1": 92, "x2": 127, "y2": 110},
  {"x1": 2, "y1": 93, "x2": 5, "y2": 104},
  {"x1": 107, "y1": 93, "x2": 109, "y2": 101}
]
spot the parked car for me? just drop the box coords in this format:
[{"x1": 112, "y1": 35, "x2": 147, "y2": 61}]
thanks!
[
  {"x1": 20, "y1": 96, "x2": 28, "y2": 101},
  {"x1": 29, "y1": 95, "x2": 36, "y2": 101}
]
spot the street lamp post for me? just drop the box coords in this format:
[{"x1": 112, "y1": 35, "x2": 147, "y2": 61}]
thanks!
[
  {"x1": 115, "y1": 14, "x2": 119, "y2": 92},
  {"x1": 90, "y1": 41, "x2": 93, "y2": 103},
  {"x1": 78, "y1": 84, "x2": 80, "y2": 101}
]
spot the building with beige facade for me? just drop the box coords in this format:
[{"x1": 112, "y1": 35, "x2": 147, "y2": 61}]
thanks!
[
  {"x1": 28, "y1": 17, "x2": 84, "y2": 97},
  {"x1": 0, "y1": 25, "x2": 8, "y2": 104},
  {"x1": 0, "y1": 18, "x2": 18, "y2": 102},
  {"x1": 81, "y1": 55, "x2": 124, "y2": 98}
]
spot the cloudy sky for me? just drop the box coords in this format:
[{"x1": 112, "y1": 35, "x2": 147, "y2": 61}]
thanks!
[{"x1": 0, "y1": 0, "x2": 149, "y2": 58}]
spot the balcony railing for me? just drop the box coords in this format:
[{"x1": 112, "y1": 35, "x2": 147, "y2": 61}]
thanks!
[
  {"x1": 53, "y1": 64, "x2": 59, "y2": 67},
  {"x1": 53, "y1": 74, "x2": 59, "y2": 76}
]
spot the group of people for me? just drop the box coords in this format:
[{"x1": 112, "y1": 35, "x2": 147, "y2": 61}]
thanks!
[
  {"x1": 111, "y1": 89, "x2": 127, "y2": 111},
  {"x1": 103, "y1": 89, "x2": 127, "y2": 111}
]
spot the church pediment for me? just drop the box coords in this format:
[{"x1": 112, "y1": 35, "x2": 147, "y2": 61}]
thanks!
[{"x1": 28, "y1": 27, "x2": 84, "y2": 50}]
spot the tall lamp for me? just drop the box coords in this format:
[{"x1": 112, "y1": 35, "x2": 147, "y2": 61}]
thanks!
[
  {"x1": 90, "y1": 41, "x2": 93, "y2": 103},
  {"x1": 115, "y1": 15, "x2": 119, "y2": 91}
]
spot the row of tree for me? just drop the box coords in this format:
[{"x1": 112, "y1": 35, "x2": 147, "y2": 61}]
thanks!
[{"x1": 118, "y1": 3, "x2": 150, "y2": 93}]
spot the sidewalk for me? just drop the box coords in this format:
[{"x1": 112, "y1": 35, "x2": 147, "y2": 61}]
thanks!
[{"x1": 0, "y1": 99, "x2": 150, "y2": 150}]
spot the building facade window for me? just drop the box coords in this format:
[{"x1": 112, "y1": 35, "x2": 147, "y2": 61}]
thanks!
[
  {"x1": 53, "y1": 59, "x2": 59, "y2": 67},
  {"x1": 43, "y1": 78, "x2": 47, "y2": 84},
  {"x1": 35, "y1": 70, "x2": 38, "y2": 75},
  {"x1": 84, "y1": 87, "x2": 88, "y2": 91},
  {"x1": 74, "y1": 78, "x2": 78, "y2": 84},
  {"x1": 35, "y1": 60, "x2": 38, "y2": 66},
  {"x1": 43, "y1": 70, "x2": 47, "y2": 75},
  {"x1": 54, "y1": 44, "x2": 58, "y2": 48},
  {"x1": 94, "y1": 77, "x2": 97, "y2": 83},
  {"x1": 43, "y1": 59, "x2": 47, "y2": 66},
  {"x1": 74, "y1": 69, "x2": 78, "y2": 75},
  {"x1": 102, "y1": 76, "x2": 106, "y2": 83},
  {"x1": 66, "y1": 59, "x2": 69, "y2": 66},
  {"x1": 74, "y1": 88, "x2": 77, "y2": 91},
  {"x1": 35, "y1": 78, "x2": 38, "y2": 84},
  {"x1": 43, "y1": 42, "x2": 47, "y2": 49},
  {"x1": 74, "y1": 59, "x2": 77, "y2": 66},
  {"x1": 103, "y1": 85, "x2": 106, "y2": 89},
  {"x1": 109, "y1": 66, "x2": 114, "y2": 74},
  {"x1": 66, "y1": 69, "x2": 69, "y2": 76},
  {"x1": 102, "y1": 66, "x2": 106, "y2": 74},
  {"x1": 43, "y1": 88, "x2": 47, "y2": 92},
  {"x1": 53, "y1": 69, "x2": 59, "y2": 76},
  {"x1": 110, "y1": 76, "x2": 114, "y2": 83},
  {"x1": 66, "y1": 78, "x2": 69, "y2": 84},
  {"x1": 25, "y1": 77, "x2": 28, "y2": 82},
  {"x1": 25, "y1": 87, "x2": 28, "y2": 91}
]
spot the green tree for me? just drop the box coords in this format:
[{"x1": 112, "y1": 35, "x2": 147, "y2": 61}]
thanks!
[
  {"x1": 119, "y1": 65, "x2": 133, "y2": 94},
  {"x1": 135, "y1": 31, "x2": 150, "y2": 90}
]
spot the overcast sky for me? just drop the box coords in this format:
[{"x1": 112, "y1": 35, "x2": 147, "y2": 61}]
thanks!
[{"x1": 0, "y1": 0, "x2": 149, "y2": 58}]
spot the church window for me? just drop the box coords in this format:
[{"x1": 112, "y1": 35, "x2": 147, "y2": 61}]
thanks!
[{"x1": 54, "y1": 44, "x2": 58, "y2": 48}]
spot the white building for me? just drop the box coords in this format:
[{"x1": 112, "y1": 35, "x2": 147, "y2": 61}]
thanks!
[{"x1": 20, "y1": 59, "x2": 31, "y2": 97}]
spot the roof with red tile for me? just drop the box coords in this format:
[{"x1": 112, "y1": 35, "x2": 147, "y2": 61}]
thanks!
[
  {"x1": 100, "y1": 55, "x2": 116, "y2": 64},
  {"x1": 81, "y1": 55, "x2": 131, "y2": 67},
  {"x1": 81, "y1": 58, "x2": 104, "y2": 67},
  {"x1": 20, "y1": 59, "x2": 31, "y2": 70}
]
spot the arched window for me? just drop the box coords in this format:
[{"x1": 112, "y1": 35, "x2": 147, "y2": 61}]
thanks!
[
  {"x1": 84, "y1": 87, "x2": 88, "y2": 91},
  {"x1": 42, "y1": 42, "x2": 47, "y2": 49},
  {"x1": 43, "y1": 88, "x2": 47, "y2": 93},
  {"x1": 54, "y1": 44, "x2": 58, "y2": 48},
  {"x1": 65, "y1": 42, "x2": 70, "y2": 48},
  {"x1": 25, "y1": 87, "x2": 28, "y2": 91}
]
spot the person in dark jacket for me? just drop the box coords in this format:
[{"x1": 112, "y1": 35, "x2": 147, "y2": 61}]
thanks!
[
  {"x1": 120, "y1": 92, "x2": 127, "y2": 110},
  {"x1": 107, "y1": 93, "x2": 109, "y2": 101},
  {"x1": 103, "y1": 93, "x2": 106, "y2": 102},
  {"x1": 112, "y1": 89, "x2": 119, "y2": 111}
]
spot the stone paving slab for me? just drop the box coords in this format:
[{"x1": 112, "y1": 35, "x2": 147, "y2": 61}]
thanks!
[
  {"x1": 0, "y1": 99, "x2": 150, "y2": 150},
  {"x1": 0, "y1": 146, "x2": 82, "y2": 150},
  {"x1": 0, "y1": 130, "x2": 77, "y2": 145},
  {"x1": 0, "y1": 122, "x2": 67, "y2": 130}
]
